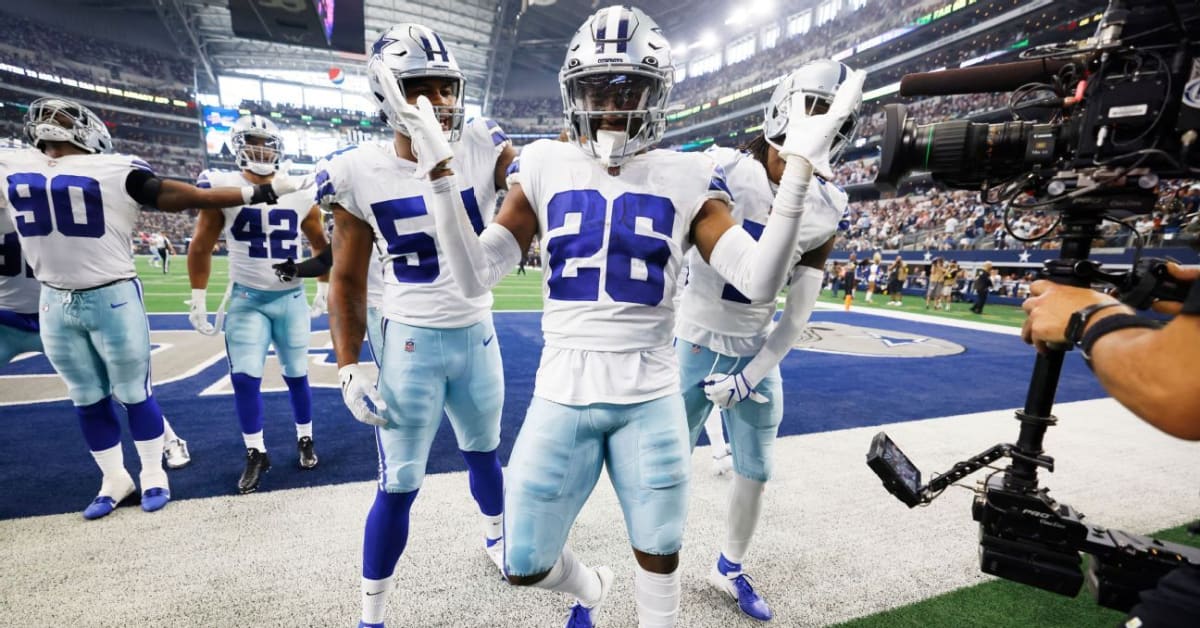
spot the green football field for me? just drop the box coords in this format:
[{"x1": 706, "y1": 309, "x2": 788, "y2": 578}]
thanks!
[{"x1": 136, "y1": 255, "x2": 1199, "y2": 626}]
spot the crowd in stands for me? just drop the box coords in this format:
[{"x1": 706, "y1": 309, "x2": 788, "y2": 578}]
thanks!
[
  {"x1": 0, "y1": 10, "x2": 192, "y2": 91},
  {"x1": 132, "y1": 211, "x2": 199, "y2": 254},
  {"x1": 0, "y1": 68, "x2": 193, "y2": 117}
]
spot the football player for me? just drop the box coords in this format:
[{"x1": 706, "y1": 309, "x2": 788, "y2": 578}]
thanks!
[
  {"x1": 676, "y1": 60, "x2": 859, "y2": 621},
  {"x1": 186, "y1": 115, "x2": 329, "y2": 494},
  {"x1": 413, "y1": 6, "x2": 865, "y2": 627},
  {"x1": 0, "y1": 97, "x2": 307, "y2": 519},
  {"x1": 319, "y1": 25, "x2": 516, "y2": 628}
]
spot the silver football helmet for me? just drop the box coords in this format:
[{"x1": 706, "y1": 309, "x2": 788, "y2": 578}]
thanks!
[
  {"x1": 24, "y1": 97, "x2": 112, "y2": 154},
  {"x1": 228, "y1": 115, "x2": 284, "y2": 176},
  {"x1": 560, "y1": 5, "x2": 674, "y2": 167},
  {"x1": 763, "y1": 59, "x2": 862, "y2": 164},
  {"x1": 367, "y1": 24, "x2": 466, "y2": 142}
]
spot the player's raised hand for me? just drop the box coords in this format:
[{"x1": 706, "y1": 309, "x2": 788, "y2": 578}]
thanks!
[
  {"x1": 270, "y1": 172, "x2": 314, "y2": 198},
  {"x1": 701, "y1": 372, "x2": 768, "y2": 409},
  {"x1": 188, "y1": 289, "x2": 217, "y2": 336},
  {"x1": 372, "y1": 60, "x2": 453, "y2": 178},
  {"x1": 338, "y1": 364, "x2": 389, "y2": 427},
  {"x1": 779, "y1": 69, "x2": 866, "y2": 179}
]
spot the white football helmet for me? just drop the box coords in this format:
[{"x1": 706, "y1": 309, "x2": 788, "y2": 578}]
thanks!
[
  {"x1": 228, "y1": 115, "x2": 283, "y2": 176},
  {"x1": 560, "y1": 5, "x2": 674, "y2": 167},
  {"x1": 367, "y1": 24, "x2": 466, "y2": 142},
  {"x1": 763, "y1": 59, "x2": 862, "y2": 164},
  {"x1": 24, "y1": 97, "x2": 112, "y2": 154}
]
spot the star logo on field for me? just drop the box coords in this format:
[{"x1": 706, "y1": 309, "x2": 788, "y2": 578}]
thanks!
[
  {"x1": 1019, "y1": 249, "x2": 1031, "y2": 263},
  {"x1": 866, "y1": 332, "x2": 929, "y2": 348}
]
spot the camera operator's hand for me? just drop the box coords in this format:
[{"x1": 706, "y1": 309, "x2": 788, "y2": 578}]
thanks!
[
  {"x1": 1151, "y1": 263, "x2": 1200, "y2": 315},
  {"x1": 1021, "y1": 280, "x2": 1132, "y2": 353}
]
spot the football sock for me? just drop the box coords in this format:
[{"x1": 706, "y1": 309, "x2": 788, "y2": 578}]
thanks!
[
  {"x1": 723, "y1": 473, "x2": 766, "y2": 564},
  {"x1": 91, "y1": 444, "x2": 131, "y2": 494},
  {"x1": 362, "y1": 489, "x2": 419, "y2": 580},
  {"x1": 230, "y1": 372, "x2": 265, "y2": 437},
  {"x1": 481, "y1": 513, "x2": 503, "y2": 543},
  {"x1": 703, "y1": 409, "x2": 726, "y2": 453},
  {"x1": 535, "y1": 547, "x2": 602, "y2": 607},
  {"x1": 76, "y1": 396, "x2": 121, "y2": 451},
  {"x1": 243, "y1": 430, "x2": 266, "y2": 453},
  {"x1": 162, "y1": 417, "x2": 179, "y2": 442},
  {"x1": 133, "y1": 434, "x2": 167, "y2": 490},
  {"x1": 461, "y1": 449, "x2": 503, "y2": 517},
  {"x1": 295, "y1": 422, "x2": 313, "y2": 440},
  {"x1": 634, "y1": 564, "x2": 680, "y2": 628},
  {"x1": 360, "y1": 576, "x2": 392, "y2": 625},
  {"x1": 125, "y1": 396, "x2": 165, "y2": 441},
  {"x1": 282, "y1": 375, "x2": 312, "y2": 430}
]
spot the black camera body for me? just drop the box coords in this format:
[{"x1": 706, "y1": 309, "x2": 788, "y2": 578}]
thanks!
[{"x1": 876, "y1": 0, "x2": 1200, "y2": 194}]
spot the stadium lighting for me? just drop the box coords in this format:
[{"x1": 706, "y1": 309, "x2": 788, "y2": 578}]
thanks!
[
  {"x1": 673, "y1": 41, "x2": 689, "y2": 56},
  {"x1": 751, "y1": 0, "x2": 775, "y2": 14},
  {"x1": 699, "y1": 30, "x2": 718, "y2": 48},
  {"x1": 724, "y1": 13, "x2": 747, "y2": 26}
]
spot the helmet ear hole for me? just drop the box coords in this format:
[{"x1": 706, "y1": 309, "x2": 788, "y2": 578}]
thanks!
[{"x1": 643, "y1": 56, "x2": 657, "y2": 66}]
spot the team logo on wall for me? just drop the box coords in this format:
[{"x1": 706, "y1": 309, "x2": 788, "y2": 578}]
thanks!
[{"x1": 794, "y1": 322, "x2": 964, "y2": 358}]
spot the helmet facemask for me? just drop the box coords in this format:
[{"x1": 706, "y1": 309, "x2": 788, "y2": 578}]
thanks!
[
  {"x1": 562, "y1": 68, "x2": 669, "y2": 167},
  {"x1": 231, "y1": 131, "x2": 283, "y2": 176},
  {"x1": 24, "y1": 97, "x2": 112, "y2": 154}
]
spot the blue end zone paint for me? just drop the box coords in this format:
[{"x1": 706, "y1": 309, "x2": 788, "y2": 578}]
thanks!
[{"x1": 0, "y1": 311, "x2": 1106, "y2": 520}]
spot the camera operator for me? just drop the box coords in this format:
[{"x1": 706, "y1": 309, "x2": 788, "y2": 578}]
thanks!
[{"x1": 1021, "y1": 263, "x2": 1200, "y2": 627}]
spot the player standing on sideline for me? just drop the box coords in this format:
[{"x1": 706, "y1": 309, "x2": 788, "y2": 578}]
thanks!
[
  {"x1": 321, "y1": 25, "x2": 516, "y2": 628},
  {"x1": 675, "y1": 60, "x2": 858, "y2": 621},
  {"x1": 148, "y1": 231, "x2": 162, "y2": 267},
  {"x1": 156, "y1": 231, "x2": 174, "y2": 274},
  {"x1": 186, "y1": 115, "x2": 328, "y2": 494},
  {"x1": 0, "y1": 98, "x2": 305, "y2": 519},
  {"x1": 865, "y1": 251, "x2": 880, "y2": 303},
  {"x1": 419, "y1": 7, "x2": 865, "y2": 625}
]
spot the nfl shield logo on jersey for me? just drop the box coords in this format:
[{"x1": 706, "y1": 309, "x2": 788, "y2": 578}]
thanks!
[{"x1": 404, "y1": 338, "x2": 415, "y2": 352}]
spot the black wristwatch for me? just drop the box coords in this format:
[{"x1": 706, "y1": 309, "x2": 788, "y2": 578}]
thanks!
[{"x1": 1063, "y1": 302, "x2": 1125, "y2": 347}]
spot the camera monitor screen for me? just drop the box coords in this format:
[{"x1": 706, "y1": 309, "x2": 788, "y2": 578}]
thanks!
[
  {"x1": 229, "y1": 1, "x2": 365, "y2": 54},
  {"x1": 866, "y1": 432, "x2": 923, "y2": 507}
]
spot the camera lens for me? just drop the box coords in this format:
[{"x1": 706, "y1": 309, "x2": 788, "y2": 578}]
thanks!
[{"x1": 876, "y1": 103, "x2": 1054, "y2": 189}]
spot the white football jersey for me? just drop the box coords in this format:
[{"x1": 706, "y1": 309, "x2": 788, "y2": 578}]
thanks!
[
  {"x1": 150, "y1": 233, "x2": 164, "y2": 249},
  {"x1": 0, "y1": 217, "x2": 40, "y2": 313},
  {"x1": 316, "y1": 118, "x2": 506, "y2": 328},
  {"x1": 511, "y1": 139, "x2": 731, "y2": 404},
  {"x1": 197, "y1": 169, "x2": 314, "y2": 292},
  {"x1": 675, "y1": 145, "x2": 849, "y2": 356},
  {"x1": 0, "y1": 149, "x2": 152, "y2": 290},
  {"x1": 366, "y1": 241, "x2": 385, "y2": 309}
]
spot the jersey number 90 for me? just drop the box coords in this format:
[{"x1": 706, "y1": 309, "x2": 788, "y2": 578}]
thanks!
[{"x1": 7, "y1": 173, "x2": 105, "y2": 239}]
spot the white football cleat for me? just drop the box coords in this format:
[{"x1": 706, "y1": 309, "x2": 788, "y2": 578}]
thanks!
[
  {"x1": 485, "y1": 535, "x2": 505, "y2": 576},
  {"x1": 163, "y1": 437, "x2": 191, "y2": 469}
]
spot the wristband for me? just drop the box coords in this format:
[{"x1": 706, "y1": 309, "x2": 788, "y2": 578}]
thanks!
[
  {"x1": 243, "y1": 184, "x2": 278, "y2": 205},
  {"x1": 1078, "y1": 313, "x2": 1162, "y2": 365}
]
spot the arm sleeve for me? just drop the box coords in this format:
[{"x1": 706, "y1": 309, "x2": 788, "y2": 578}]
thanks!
[
  {"x1": 294, "y1": 246, "x2": 333, "y2": 278},
  {"x1": 124, "y1": 168, "x2": 161, "y2": 207},
  {"x1": 740, "y1": 265, "x2": 824, "y2": 386},
  {"x1": 706, "y1": 156, "x2": 814, "y2": 303},
  {"x1": 429, "y1": 174, "x2": 522, "y2": 297}
]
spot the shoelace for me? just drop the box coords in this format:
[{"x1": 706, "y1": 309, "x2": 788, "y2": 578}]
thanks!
[
  {"x1": 143, "y1": 488, "x2": 167, "y2": 498},
  {"x1": 732, "y1": 574, "x2": 759, "y2": 601}
]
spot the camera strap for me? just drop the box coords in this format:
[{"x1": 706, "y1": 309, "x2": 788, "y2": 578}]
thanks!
[{"x1": 1078, "y1": 314, "x2": 1163, "y2": 367}]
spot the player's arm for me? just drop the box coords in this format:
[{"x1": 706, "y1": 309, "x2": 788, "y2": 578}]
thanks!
[
  {"x1": 125, "y1": 169, "x2": 308, "y2": 212},
  {"x1": 299, "y1": 204, "x2": 331, "y2": 316},
  {"x1": 494, "y1": 143, "x2": 517, "y2": 192},
  {"x1": 185, "y1": 209, "x2": 225, "y2": 334},
  {"x1": 329, "y1": 204, "x2": 371, "y2": 367},
  {"x1": 693, "y1": 71, "x2": 865, "y2": 303}
]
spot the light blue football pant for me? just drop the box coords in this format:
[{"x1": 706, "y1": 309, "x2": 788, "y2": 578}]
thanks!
[
  {"x1": 0, "y1": 314, "x2": 42, "y2": 365},
  {"x1": 676, "y1": 341, "x2": 784, "y2": 483},
  {"x1": 365, "y1": 306, "x2": 383, "y2": 367},
  {"x1": 39, "y1": 279, "x2": 153, "y2": 406},
  {"x1": 223, "y1": 283, "x2": 310, "y2": 378},
  {"x1": 504, "y1": 394, "x2": 691, "y2": 576},
  {"x1": 373, "y1": 315, "x2": 503, "y2": 493}
]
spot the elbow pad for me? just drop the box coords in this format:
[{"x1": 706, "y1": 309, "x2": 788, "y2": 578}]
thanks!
[{"x1": 125, "y1": 169, "x2": 162, "y2": 207}]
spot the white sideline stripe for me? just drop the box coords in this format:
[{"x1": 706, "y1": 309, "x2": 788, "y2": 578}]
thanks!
[
  {"x1": 812, "y1": 300, "x2": 1021, "y2": 335},
  {"x1": 1, "y1": 398, "x2": 1195, "y2": 627}
]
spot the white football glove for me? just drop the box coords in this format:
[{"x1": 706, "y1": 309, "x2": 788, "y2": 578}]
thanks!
[
  {"x1": 269, "y1": 172, "x2": 315, "y2": 197},
  {"x1": 372, "y1": 62, "x2": 454, "y2": 179},
  {"x1": 779, "y1": 69, "x2": 867, "y2": 180},
  {"x1": 701, "y1": 372, "x2": 768, "y2": 409},
  {"x1": 188, "y1": 288, "x2": 216, "y2": 335},
  {"x1": 338, "y1": 364, "x2": 389, "y2": 427},
  {"x1": 309, "y1": 281, "x2": 329, "y2": 319}
]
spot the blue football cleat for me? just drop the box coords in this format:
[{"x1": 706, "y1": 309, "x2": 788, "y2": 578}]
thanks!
[
  {"x1": 82, "y1": 479, "x2": 135, "y2": 520},
  {"x1": 141, "y1": 487, "x2": 170, "y2": 512},
  {"x1": 708, "y1": 555, "x2": 773, "y2": 621},
  {"x1": 357, "y1": 622, "x2": 384, "y2": 628},
  {"x1": 563, "y1": 565, "x2": 613, "y2": 628}
]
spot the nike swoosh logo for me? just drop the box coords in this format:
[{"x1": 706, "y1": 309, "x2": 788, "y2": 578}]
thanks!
[
  {"x1": 366, "y1": 590, "x2": 385, "y2": 596},
  {"x1": 483, "y1": 335, "x2": 494, "y2": 346},
  {"x1": 111, "y1": 302, "x2": 128, "y2": 309}
]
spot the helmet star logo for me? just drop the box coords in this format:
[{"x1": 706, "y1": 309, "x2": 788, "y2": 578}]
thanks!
[{"x1": 372, "y1": 36, "x2": 399, "y2": 56}]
